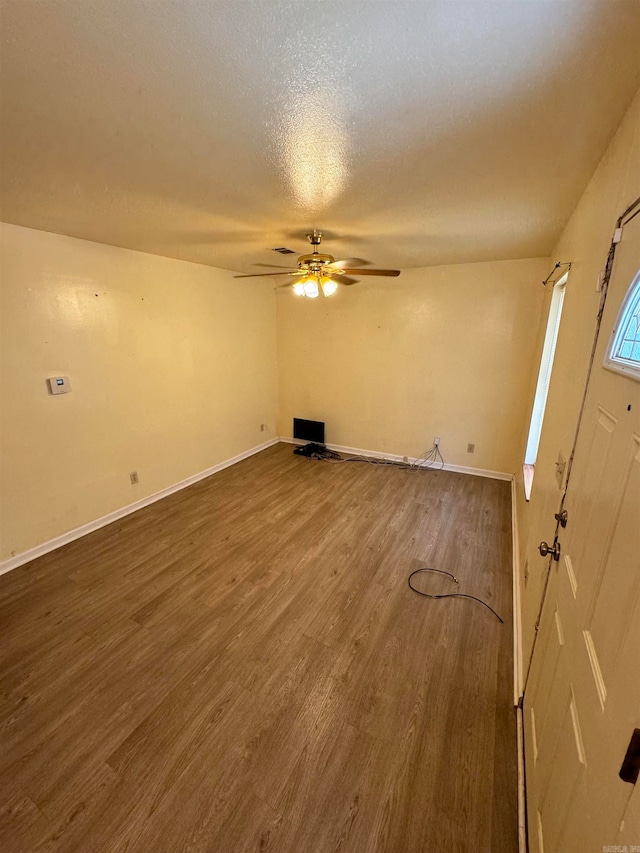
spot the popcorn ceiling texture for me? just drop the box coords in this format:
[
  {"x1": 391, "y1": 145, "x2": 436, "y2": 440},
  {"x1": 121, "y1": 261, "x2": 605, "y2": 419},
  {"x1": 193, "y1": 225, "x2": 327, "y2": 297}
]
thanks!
[{"x1": 1, "y1": 0, "x2": 639, "y2": 272}]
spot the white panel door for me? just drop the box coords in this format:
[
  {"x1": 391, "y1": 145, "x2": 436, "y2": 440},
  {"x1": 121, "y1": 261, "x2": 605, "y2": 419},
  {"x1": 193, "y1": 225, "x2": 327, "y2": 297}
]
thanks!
[{"x1": 524, "y1": 215, "x2": 640, "y2": 852}]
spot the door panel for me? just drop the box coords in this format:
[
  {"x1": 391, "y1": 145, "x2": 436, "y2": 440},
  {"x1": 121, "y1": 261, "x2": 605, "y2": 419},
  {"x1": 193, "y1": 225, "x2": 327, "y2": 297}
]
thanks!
[
  {"x1": 588, "y1": 436, "x2": 640, "y2": 674},
  {"x1": 618, "y1": 783, "x2": 640, "y2": 846},
  {"x1": 565, "y1": 404, "x2": 618, "y2": 593},
  {"x1": 525, "y1": 214, "x2": 640, "y2": 850},
  {"x1": 538, "y1": 687, "x2": 587, "y2": 849}
]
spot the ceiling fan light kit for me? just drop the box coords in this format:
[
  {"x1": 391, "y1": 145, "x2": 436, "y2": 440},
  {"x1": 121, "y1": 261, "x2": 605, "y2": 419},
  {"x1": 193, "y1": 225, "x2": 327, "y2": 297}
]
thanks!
[
  {"x1": 234, "y1": 230, "x2": 401, "y2": 298},
  {"x1": 293, "y1": 273, "x2": 338, "y2": 299},
  {"x1": 321, "y1": 278, "x2": 338, "y2": 297},
  {"x1": 302, "y1": 276, "x2": 320, "y2": 298}
]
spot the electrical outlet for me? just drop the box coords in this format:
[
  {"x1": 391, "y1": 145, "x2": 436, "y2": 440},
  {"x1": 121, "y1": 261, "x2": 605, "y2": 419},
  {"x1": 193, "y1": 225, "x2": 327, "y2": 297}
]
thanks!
[
  {"x1": 260, "y1": 423, "x2": 266, "y2": 432},
  {"x1": 129, "y1": 471, "x2": 139, "y2": 485},
  {"x1": 467, "y1": 443, "x2": 475, "y2": 453},
  {"x1": 433, "y1": 437, "x2": 440, "y2": 447}
]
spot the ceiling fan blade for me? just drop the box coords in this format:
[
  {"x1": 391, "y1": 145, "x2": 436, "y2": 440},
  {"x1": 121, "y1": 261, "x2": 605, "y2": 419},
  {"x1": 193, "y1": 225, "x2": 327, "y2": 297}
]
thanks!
[
  {"x1": 233, "y1": 270, "x2": 304, "y2": 278},
  {"x1": 327, "y1": 258, "x2": 371, "y2": 269},
  {"x1": 338, "y1": 268, "x2": 401, "y2": 277}
]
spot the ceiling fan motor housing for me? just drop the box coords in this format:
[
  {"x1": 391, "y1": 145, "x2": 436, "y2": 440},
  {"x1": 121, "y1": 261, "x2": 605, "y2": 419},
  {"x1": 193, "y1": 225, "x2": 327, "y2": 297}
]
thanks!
[
  {"x1": 297, "y1": 251, "x2": 335, "y2": 270},
  {"x1": 297, "y1": 231, "x2": 334, "y2": 271}
]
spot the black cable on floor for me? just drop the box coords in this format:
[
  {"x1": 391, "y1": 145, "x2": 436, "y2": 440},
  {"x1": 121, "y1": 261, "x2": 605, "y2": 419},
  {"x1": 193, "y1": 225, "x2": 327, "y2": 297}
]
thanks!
[
  {"x1": 407, "y1": 567, "x2": 504, "y2": 623},
  {"x1": 301, "y1": 444, "x2": 445, "y2": 471}
]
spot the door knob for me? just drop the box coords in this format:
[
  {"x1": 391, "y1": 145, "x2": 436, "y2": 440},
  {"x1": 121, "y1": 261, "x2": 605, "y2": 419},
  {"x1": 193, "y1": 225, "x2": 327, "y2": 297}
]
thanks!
[{"x1": 539, "y1": 540, "x2": 561, "y2": 561}]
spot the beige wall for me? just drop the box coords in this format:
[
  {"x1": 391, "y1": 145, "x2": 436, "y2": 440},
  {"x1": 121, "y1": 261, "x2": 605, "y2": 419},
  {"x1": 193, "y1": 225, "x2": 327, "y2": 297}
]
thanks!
[
  {"x1": 4, "y1": 83, "x2": 636, "y2": 568},
  {"x1": 277, "y1": 258, "x2": 548, "y2": 474},
  {"x1": 0, "y1": 224, "x2": 278, "y2": 560},
  {"x1": 515, "y1": 88, "x2": 640, "y2": 668}
]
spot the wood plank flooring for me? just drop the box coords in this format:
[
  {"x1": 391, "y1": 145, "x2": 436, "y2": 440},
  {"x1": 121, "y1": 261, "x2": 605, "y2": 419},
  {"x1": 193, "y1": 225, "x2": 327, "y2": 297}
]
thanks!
[{"x1": 0, "y1": 442, "x2": 517, "y2": 852}]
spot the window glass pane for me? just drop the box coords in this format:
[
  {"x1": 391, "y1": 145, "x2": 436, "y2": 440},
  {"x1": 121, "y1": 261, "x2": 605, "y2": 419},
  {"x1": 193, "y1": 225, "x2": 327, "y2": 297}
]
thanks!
[
  {"x1": 614, "y1": 295, "x2": 640, "y2": 362},
  {"x1": 606, "y1": 273, "x2": 640, "y2": 379},
  {"x1": 524, "y1": 275, "x2": 567, "y2": 466}
]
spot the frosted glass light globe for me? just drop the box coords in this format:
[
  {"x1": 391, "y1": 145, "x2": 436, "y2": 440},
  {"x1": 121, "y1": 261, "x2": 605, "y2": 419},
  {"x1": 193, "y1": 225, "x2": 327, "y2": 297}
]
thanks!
[
  {"x1": 321, "y1": 278, "x2": 338, "y2": 296},
  {"x1": 303, "y1": 278, "x2": 319, "y2": 298}
]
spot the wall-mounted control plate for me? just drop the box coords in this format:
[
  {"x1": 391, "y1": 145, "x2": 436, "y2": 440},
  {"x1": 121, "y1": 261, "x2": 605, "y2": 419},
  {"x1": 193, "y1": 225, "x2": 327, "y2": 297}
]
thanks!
[{"x1": 47, "y1": 376, "x2": 71, "y2": 395}]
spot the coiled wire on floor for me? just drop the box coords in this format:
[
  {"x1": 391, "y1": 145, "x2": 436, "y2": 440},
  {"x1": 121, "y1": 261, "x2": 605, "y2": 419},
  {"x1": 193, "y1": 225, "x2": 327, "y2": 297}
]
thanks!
[{"x1": 407, "y1": 567, "x2": 504, "y2": 623}]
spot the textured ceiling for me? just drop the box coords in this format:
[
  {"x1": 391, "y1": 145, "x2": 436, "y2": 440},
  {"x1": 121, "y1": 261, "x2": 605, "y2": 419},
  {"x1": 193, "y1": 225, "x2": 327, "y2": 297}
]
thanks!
[{"x1": 1, "y1": 1, "x2": 639, "y2": 273}]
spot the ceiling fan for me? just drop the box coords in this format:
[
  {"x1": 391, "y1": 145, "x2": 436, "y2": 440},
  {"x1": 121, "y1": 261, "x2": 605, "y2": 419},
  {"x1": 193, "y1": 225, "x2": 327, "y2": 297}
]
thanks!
[{"x1": 233, "y1": 231, "x2": 401, "y2": 298}]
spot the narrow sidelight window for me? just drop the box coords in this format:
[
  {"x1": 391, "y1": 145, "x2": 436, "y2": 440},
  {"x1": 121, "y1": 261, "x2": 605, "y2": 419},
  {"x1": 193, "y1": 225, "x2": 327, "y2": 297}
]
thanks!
[{"x1": 523, "y1": 272, "x2": 568, "y2": 497}]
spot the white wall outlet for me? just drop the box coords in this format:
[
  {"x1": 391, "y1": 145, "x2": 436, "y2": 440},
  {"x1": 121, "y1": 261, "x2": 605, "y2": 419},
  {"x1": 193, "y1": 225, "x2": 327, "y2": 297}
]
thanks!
[
  {"x1": 129, "y1": 471, "x2": 139, "y2": 485},
  {"x1": 433, "y1": 437, "x2": 440, "y2": 446},
  {"x1": 47, "y1": 376, "x2": 71, "y2": 394},
  {"x1": 260, "y1": 423, "x2": 266, "y2": 432},
  {"x1": 467, "y1": 443, "x2": 475, "y2": 453}
]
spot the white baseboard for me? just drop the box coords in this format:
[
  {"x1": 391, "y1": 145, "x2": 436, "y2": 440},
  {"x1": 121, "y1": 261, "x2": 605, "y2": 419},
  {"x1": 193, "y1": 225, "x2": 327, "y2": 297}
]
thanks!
[
  {"x1": 280, "y1": 436, "x2": 512, "y2": 481},
  {"x1": 1, "y1": 436, "x2": 512, "y2": 577},
  {"x1": 511, "y1": 477, "x2": 524, "y2": 705},
  {"x1": 0, "y1": 438, "x2": 279, "y2": 577},
  {"x1": 512, "y1": 476, "x2": 527, "y2": 853},
  {"x1": 516, "y1": 704, "x2": 527, "y2": 853}
]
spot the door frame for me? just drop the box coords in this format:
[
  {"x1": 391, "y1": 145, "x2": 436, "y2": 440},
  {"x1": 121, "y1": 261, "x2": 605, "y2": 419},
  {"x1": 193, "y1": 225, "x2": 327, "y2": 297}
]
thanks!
[
  {"x1": 518, "y1": 194, "x2": 640, "y2": 851},
  {"x1": 522, "y1": 194, "x2": 640, "y2": 698}
]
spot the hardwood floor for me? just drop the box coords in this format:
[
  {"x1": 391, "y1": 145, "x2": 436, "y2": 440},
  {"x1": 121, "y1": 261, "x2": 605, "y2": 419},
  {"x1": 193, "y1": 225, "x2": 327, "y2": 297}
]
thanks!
[{"x1": 0, "y1": 443, "x2": 517, "y2": 852}]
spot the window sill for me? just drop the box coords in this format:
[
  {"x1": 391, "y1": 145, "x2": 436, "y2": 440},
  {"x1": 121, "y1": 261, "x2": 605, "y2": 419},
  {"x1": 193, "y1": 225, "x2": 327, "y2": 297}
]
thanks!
[{"x1": 523, "y1": 464, "x2": 535, "y2": 502}]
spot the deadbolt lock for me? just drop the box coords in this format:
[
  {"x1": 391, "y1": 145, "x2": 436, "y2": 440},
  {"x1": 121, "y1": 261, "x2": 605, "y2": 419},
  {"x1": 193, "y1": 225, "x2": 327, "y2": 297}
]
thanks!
[
  {"x1": 554, "y1": 509, "x2": 568, "y2": 528},
  {"x1": 539, "y1": 540, "x2": 561, "y2": 561}
]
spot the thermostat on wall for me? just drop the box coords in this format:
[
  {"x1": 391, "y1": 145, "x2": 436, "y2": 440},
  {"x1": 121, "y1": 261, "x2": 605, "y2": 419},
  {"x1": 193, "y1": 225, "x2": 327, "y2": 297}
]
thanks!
[{"x1": 47, "y1": 376, "x2": 71, "y2": 395}]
